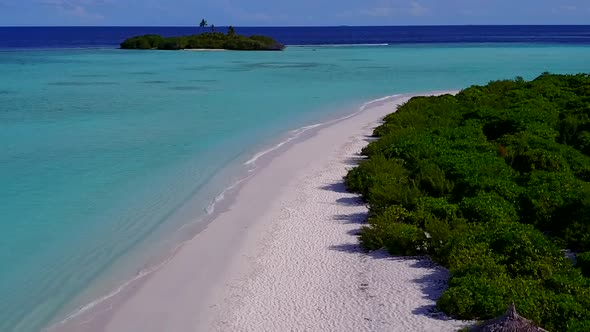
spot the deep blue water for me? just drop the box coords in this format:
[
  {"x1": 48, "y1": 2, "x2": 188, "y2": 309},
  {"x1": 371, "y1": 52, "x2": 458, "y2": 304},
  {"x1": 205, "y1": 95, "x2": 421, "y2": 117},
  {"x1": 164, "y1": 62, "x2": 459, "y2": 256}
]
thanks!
[{"x1": 1, "y1": 25, "x2": 590, "y2": 49}]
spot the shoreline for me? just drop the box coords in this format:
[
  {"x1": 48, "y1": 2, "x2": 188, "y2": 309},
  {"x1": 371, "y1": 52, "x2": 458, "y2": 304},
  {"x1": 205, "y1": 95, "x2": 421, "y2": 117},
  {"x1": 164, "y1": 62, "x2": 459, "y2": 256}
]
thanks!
[{"x1": 49, "y1": 91, "x2": 468, "y2": 332}]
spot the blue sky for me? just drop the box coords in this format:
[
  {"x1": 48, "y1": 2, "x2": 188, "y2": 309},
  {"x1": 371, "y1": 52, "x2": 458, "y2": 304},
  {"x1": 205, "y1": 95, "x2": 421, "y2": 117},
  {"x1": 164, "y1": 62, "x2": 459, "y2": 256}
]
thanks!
[{"x1": 1, "y1": 0, "x2": 589, "y2": 26}]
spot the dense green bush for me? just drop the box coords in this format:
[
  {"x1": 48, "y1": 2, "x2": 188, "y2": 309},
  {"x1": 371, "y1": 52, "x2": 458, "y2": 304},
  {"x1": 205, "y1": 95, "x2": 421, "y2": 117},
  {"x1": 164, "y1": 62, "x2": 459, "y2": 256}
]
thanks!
[
  {"x1": 345, "y1": 74, "x2": 590, "y2": 330},
  {"x1": 577, "y1": 252, "x2": 590, "y2": 277},
  {"x1": 120, "y1": 31, "x2": 285, "y2": 51},
  {"x1": 120, "y1": 34, "x2": 164, "y2": 49},
  {"x1": 359, "y1": 205, "x2": 426, "y2": 255}
]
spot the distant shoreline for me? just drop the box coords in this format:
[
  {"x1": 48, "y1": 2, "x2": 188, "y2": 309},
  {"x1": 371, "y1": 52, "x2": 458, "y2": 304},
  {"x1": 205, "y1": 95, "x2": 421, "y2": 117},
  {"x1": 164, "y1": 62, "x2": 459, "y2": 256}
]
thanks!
[{"x1": 120, "y1": 33, "x2": 285, "y2": 51}]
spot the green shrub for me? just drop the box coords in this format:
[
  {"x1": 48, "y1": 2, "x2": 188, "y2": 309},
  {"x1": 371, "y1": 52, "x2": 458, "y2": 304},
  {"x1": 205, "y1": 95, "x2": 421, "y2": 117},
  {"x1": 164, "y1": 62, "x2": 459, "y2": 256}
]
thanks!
[
  {"x1": 438, "y1": 274, "x2": 509, "y2": 319},
  {"x1": 346, "y1": 74, "x2": 590, "y2": 330},
  {"x1": 367, "y1": 174, "x2": 422, "y2": 214},
  {"x1": 345, "y1": 155, "x2": 408, "y2": 199},
  {"x1": 120, "y1": 32, "x2": 285, "y2": 51},
  {"x1": 485, "y1": 223, "x2": 568, "y2": 279},
  {"x1": 359, "y1": 206, "x2": 426, "y2": 255},
  {"x1": 568, "y1": 320, "x2": 590, "y2": 332},
  {"x1": 460, "y1": 192, "x2": 518, "y2": 223},
  {"x1": 577, "y1": 252, "x2": 590, "y2": 277},
  {"x1": 414, "y1": 161, "x2": 455, "y2": 197}
]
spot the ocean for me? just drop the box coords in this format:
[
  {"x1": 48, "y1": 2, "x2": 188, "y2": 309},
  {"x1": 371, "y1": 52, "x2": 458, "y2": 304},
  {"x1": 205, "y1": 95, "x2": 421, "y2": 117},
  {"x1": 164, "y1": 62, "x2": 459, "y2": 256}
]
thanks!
[
  {"x1": 2, "y1": 26, "x2": 590, "y2": 49},
  {"x1": 1, "y1": 26, "x2": 590, "y2": 331}
]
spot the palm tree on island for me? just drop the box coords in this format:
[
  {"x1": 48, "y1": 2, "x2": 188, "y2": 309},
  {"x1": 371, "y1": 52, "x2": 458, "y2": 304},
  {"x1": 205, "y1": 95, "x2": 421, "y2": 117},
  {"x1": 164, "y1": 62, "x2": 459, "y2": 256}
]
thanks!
[
  {"x1": 199, "y1": 19, "x2": 208, "y2": 31},
  {"x1": 121, "y1": 20, "x2": 284, "y2": 50}
]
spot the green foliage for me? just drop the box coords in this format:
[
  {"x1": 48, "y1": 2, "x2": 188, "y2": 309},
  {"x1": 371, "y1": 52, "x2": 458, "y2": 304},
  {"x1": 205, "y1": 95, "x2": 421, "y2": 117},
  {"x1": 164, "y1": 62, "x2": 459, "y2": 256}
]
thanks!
[
  {"x1": 568, "y1": 320, "x2": 590, "y2": 332},
  {"x1": 438, "y1": 273, "x2": 509, "y2": 320},
  {"x1": 345, "y1": 73, "x2": 590, "y2": 330},
  {"x1": 120, "y1": 32, "x2": 285, "y2": 51},
  {"x1": 577, "y1": 252, "x2": 590, "y2": 277},
  {"x1": 414, "y1": 161, "x2": 455, "y2": 197},
  {"x1": 359, "y1": 206, "x2": 426, "y2": 255},
  {"x1": 460, "y1": 191, "x2": 518, "y2": 223},
  {"x1": 437, "y1": 222, "x2": 586, "y2": 331},
  {"x1": 227, "y1": 26, "x2": 236, "y2": 37},
  {"x1": 120, "y1": 34, "x2": 164, "y2": 49},
  {"x1": 345, "y1": 155, "x2": 410, "y2": 202}
]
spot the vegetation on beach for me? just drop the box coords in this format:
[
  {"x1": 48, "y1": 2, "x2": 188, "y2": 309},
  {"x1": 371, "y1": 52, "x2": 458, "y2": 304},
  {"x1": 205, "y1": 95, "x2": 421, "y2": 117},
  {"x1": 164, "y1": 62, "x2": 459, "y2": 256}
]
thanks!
[
  {"x1": 345, "y1": 73, "x2": 590, "y2": 331},
  {"x1": 120, "y1": 28, "x2": 285, "y2": 51}
]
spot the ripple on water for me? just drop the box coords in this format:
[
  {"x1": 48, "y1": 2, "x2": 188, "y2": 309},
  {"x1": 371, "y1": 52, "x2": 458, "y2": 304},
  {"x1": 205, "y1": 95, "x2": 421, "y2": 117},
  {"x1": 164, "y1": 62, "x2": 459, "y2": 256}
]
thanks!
[
  {"x1": 243, "y1": 62, "x2": 321, "y2": 69},
  {"x1": 190, "y1": 79, "x2": 218, "y2": 83},
  {"x1": 142, "y1": 80, "x2": 169, "y2": 84},
  {"x1": 169, "y1": 86, "x2": 209, "y2": 92},
  {"x1": 127, "y1": 71, "x2": 156, "y2": 75},
  {"x1": 359, "y1": 66, "x2": 391, "y2": 70},
  {"x1": 182, "y1": 66, "x2": 225, "y2": 71},
  {"x1": 48, "y1": 82, "x2": 119, "y2": 86},
  {"x1": 73, "y1": 74, "x2": 109, "y2": 78}
]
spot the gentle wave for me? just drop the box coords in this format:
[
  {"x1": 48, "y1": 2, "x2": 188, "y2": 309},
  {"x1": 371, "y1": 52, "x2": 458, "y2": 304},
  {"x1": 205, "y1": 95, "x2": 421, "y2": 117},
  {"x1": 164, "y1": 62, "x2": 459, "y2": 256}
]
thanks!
[
  {"x1": 45, "y1": 241, "x2": 184, "y2": 331},
  {"x1": 204, "y1": 175, "x2": 252, "y2": 215},
  {"x1": 244, "y1": 94, "x2": 400, "y2": 167}
]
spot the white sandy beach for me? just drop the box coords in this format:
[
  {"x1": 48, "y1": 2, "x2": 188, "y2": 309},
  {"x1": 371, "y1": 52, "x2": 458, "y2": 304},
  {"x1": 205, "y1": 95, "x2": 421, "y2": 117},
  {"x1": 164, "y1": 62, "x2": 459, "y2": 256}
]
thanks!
[{"x1": 54, "y1": 92, "x2": 468, "y2": 332}]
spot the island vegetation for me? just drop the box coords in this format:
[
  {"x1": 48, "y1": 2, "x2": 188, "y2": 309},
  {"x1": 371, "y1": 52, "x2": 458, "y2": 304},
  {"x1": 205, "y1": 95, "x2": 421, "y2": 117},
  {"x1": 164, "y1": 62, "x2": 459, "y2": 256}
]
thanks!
[
  {"x1": 120, "y1": 23, "x2": 284, "y2": 51},
  {"x1": 345, "y1": 73, "x2": 590, "y2": 331}
]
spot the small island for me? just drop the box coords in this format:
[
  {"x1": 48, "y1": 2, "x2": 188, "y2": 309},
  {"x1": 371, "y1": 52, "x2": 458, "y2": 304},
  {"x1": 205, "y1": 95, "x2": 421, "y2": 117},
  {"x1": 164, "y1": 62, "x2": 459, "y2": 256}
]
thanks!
[{"x1": 120, "y1": 25, "x2": 285, "y2": 51}]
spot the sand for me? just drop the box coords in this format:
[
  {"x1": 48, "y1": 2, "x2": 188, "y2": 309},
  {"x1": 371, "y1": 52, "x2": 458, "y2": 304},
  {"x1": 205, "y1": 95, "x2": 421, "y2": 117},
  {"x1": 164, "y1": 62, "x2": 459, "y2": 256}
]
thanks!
[{"x1": 53, "y1": 92, "x2": 468, "y2": 332}]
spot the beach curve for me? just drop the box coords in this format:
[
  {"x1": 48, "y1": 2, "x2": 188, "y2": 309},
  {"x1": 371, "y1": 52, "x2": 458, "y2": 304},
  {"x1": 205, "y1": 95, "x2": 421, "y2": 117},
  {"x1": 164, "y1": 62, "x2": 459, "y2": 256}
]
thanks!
[{"x1": 51, "y1": 92, "x2": 469, "y2": 332}]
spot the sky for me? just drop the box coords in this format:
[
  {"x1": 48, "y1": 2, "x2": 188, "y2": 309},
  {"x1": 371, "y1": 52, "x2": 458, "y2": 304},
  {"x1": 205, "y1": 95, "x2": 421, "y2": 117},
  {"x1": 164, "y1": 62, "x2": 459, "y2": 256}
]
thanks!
[{"x1": 0, "y1": 0, "x2": 590, "y2": 26}]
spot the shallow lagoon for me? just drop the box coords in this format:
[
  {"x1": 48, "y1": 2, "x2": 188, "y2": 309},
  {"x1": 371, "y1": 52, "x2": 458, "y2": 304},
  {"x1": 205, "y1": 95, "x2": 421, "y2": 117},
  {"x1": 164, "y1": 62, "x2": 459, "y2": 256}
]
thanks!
[{"x1": 1, "y1": 44, "x2": 590, "y2": 331}]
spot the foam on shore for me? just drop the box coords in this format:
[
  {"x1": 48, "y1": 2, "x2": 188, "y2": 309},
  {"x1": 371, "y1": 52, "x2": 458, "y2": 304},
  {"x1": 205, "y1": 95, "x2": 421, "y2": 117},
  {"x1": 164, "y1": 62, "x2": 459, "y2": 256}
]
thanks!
[{"x1": 50, "y1": 92, "x2": 469, "y2": 332}]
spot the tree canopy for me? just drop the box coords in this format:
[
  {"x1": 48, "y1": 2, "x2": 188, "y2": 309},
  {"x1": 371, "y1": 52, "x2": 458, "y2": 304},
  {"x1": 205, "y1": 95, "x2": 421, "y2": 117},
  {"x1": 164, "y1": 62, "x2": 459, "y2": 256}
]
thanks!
[
  {"x1": 345, "y1": 73, "x2": 590, "y2": 331},
  {"x1": 228, "y1": 26, "x2": 236, "y2": 37},
  {"x1": 120, "y1": 31, "x2": 285, "y2": 51}
]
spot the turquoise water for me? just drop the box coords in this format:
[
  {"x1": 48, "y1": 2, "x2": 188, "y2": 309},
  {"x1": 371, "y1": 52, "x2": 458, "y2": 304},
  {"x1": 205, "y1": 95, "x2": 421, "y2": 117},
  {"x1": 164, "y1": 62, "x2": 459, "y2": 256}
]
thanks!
[{"x1": 1, "y1": 44, "x2": 590, "y2": 331}]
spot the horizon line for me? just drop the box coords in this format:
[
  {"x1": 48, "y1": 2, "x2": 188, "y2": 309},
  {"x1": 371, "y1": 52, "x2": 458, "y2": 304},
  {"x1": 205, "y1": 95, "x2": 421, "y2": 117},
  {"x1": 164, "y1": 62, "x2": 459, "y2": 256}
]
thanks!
[{"x1": 2, "y1": 24, "x2": 590, "y2": 28}]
